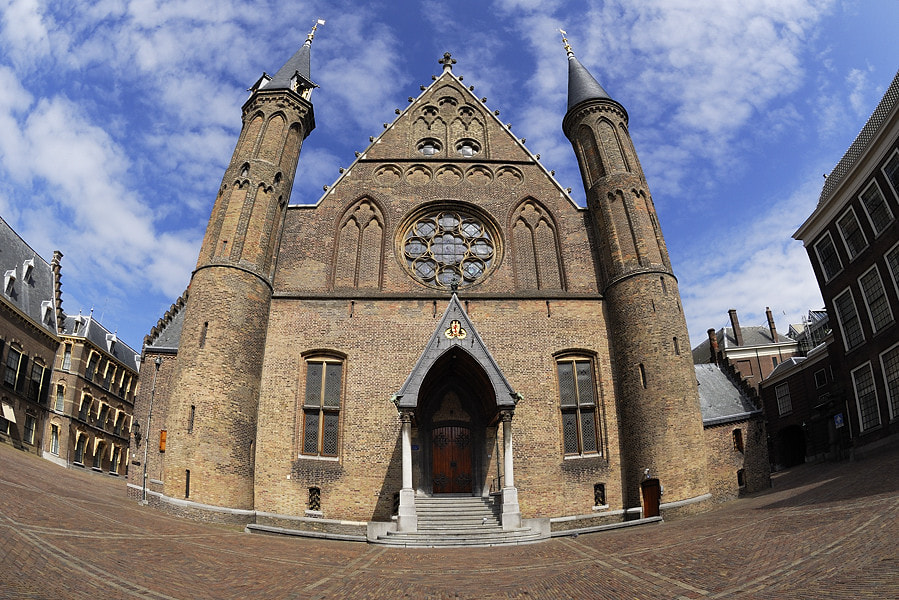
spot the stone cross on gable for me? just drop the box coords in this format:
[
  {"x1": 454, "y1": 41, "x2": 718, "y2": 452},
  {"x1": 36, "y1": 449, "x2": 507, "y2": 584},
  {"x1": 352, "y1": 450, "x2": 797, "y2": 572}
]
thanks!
[{"x1": 439, "y1": 52, "x2": 457, "y2": 71}]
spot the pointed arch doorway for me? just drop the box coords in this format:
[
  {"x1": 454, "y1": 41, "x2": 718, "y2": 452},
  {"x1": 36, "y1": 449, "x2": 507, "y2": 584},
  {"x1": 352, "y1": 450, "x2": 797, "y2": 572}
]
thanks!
[
  {"x1": 393, "y1": 294, "x2": 521, "y2": 532},
  {"x1": 417, "y1": 353, "x2": 492, "y2": 496}
]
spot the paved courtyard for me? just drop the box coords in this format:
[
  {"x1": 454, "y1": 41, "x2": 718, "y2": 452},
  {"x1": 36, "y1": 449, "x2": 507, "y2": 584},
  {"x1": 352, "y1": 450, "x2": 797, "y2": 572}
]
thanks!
[{"x1": 0, "y1": 442, "x2": 897, "y2": 599}]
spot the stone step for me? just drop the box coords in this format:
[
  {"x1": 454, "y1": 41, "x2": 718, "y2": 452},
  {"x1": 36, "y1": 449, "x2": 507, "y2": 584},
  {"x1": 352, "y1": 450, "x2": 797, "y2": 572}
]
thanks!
[{"x1": 376, "y1": 529, "x2": 543, "y2": 548}]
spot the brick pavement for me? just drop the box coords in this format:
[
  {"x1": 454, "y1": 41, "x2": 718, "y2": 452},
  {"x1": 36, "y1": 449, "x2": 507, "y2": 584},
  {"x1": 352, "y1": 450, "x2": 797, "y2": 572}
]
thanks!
[{"x1": 0, "y1": 442, "x2": 897, "y2": 599}]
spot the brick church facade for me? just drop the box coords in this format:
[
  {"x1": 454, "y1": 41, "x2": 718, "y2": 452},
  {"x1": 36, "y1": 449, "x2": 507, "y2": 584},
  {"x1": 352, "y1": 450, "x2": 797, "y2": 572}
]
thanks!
[{"x1": 129, "y1": 33, "x2": 756, "y2": 541}]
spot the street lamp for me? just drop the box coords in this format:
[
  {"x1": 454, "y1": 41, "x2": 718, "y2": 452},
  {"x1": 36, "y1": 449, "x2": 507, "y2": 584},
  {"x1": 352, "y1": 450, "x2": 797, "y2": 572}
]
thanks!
[{"x1": 141, "y1": 356, "x2": 162, "y2": 504}]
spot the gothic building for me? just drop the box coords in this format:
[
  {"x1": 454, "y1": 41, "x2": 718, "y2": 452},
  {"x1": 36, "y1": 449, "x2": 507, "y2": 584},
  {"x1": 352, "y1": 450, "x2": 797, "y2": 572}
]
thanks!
[{"x1": 129, "y1": 33, "x2": 760, "y2": 544}]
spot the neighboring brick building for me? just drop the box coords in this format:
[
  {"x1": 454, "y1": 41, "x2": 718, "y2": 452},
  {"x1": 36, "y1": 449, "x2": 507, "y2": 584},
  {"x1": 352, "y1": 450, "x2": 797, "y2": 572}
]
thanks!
[
  {"x1": 44, "y1": 312, "x2": 140, "y2": 474},
  {"x1": 793, "y1": 69, "x2": 899, "y2": 453},
  {"x1": 692, "y1": 307, "x2": 799, "y2": 392},
  {"x1": 695, "y1": 364, "x2": 770, "y2": 500},
  {"x1": 759, "y1": 338, "x2": 847, "y2": 469},
  {"x1": 0, "y1": 217, "x2": 140, "y2": 473},
  {"x1": 130, "y1": 34, "x2": 760, "y2": 541},
  {"x1": 0, "y1": 217, "x2": 58, "y2": 455}
]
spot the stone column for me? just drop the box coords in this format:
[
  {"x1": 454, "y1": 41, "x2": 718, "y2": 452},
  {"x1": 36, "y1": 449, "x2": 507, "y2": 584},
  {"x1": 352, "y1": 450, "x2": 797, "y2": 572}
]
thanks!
[
  {"x1": 502, "y1": 411, "x2": 514, "y2": 488},
  {"x1": 396, "y1": 409, "x2": 417, "y2": 532},
  {"x1": 500, "y1": 410, "x2": 521, "y2": 530}
]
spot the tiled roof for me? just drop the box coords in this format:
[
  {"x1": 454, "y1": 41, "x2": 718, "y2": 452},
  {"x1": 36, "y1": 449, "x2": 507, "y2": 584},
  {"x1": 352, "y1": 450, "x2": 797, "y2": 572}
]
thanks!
[
  {"x1": 61, "y1": 313, "x2": 140, "y2": 371},
  {"x1": 819, "y1": 69, "x2": 899, "y2": 205},
  {"x1": 0, "y1": 216, "x2": 58, "y2": 338},
  {"x1": 695, "y1": 364, "x2": 761, "y2": 426}
]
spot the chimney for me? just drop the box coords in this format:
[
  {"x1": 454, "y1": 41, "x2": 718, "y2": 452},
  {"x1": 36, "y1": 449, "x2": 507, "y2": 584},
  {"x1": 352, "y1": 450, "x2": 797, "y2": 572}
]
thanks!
[
  {"x1": 707, "y1": 328, "x2": 719, "y2": 365},
  {"x1": 728, "y1": 309, "x2": 744, "y2": 346},
  {"x1": 766, "y1": 307, "x2": 778, "y2": 342}
]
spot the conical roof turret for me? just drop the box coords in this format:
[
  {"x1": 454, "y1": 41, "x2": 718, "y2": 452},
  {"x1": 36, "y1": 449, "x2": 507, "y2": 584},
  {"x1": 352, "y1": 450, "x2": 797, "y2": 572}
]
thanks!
[
  {"x1": 567, "y1": 53, "x2": 612, "y2": 111},
  {"x1": 266, "y1": 20, "x2": 324, "y2": 93}
]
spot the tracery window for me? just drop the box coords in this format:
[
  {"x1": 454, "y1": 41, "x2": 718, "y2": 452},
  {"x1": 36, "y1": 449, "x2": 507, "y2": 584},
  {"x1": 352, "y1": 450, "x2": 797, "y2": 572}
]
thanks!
[
  {"x1": 301, "y1": 358, "x2": 343, "y2": 457},
  {"x1": 402, "y1": 209, "x2": 496, "y2": 289},
  {"x1": 557, "y1": 357, "x2": 601, "y2": 456}
]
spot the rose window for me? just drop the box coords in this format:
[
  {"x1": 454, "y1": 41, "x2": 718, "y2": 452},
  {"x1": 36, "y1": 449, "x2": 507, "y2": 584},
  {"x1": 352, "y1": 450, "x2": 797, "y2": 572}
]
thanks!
[{"x1": 402, "y1": 210, "x2": 496, "y2": 288}]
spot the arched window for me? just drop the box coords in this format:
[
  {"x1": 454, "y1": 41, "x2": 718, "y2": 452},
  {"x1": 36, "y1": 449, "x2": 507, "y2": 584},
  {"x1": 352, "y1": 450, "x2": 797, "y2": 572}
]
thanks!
[
  {"x1": 301, "y1": 357, "x2": 344, "y2": 458},
  {"x1": 557, "y1": 357, "x2": 601, "y2": 456}
]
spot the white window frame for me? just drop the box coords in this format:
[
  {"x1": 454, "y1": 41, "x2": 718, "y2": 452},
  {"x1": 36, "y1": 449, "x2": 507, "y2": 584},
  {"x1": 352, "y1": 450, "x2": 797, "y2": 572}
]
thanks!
[
  {"x1": 858, "y1": 179, "x2": 894, "y2": 236},
  {"x1": 880, "y1": 342, "x2": 899, "y2": 421},
  {"x1": 851, "y1": 362, "x2": 881, "y2": 432},
  {"x1": 886, "y1": 241, "x2": 899, "y2": 301},
  {"x1": 836, "y1": 206, "x2": 868, "y2": 261},
  {"x1": 833, "y1": 288, "x2": 865, "y2": 352},
  {"x1": 857, "y1": 264, "x2": 894, "y2": 333},
  {"x1": 813, "y1": 231, "x2": 843, "y2": 282},
  {"x1": 775, "y1": 383, "x2": 792, "y2": 416},
  {"x1": 882, "y1": 149, "x2": 899, "y2": 201}
]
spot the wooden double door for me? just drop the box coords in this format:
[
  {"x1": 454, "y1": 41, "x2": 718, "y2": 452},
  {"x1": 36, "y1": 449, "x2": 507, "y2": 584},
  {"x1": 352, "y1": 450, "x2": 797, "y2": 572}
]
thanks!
[{"x1": 431, "y1": 425, "x2": 472, "y2": 494}]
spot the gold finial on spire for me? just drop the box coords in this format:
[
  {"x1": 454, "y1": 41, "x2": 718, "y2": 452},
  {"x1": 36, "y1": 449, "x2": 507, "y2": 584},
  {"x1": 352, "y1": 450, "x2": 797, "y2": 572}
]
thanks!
[
  {"x1": 306, "y1": 18, "x2": 326, "y2": 44},
  {"x1": 560, "y1": 29, "x2": 574, "y2": 57}
]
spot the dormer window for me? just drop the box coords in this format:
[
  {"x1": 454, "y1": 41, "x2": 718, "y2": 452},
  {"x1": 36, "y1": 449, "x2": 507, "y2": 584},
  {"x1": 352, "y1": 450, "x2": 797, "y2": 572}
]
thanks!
[
  {"x1": 22, "y1": 259, "x2": 34, "y2": 280},
  {"x1": 455, "y1": 139, "x2": 480, "y2": 158},
  {"x1": 73, "y1": 316, "x2": 83, "y2": 335},
  {"x1": 106, "y1": 332, "x2": 117, "y2": 353},
  {"x1": 3, "y1": 269, "x2": 15, "y2": 295},
  {"x1": 41, "y1": 301, "x2": 53, "y2": 325}
]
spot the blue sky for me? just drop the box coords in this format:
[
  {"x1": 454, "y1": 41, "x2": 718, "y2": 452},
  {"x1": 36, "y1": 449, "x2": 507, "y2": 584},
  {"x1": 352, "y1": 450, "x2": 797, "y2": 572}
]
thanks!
[{"x1": 0, "y1": 0, "x2": 897, "y2": 353}]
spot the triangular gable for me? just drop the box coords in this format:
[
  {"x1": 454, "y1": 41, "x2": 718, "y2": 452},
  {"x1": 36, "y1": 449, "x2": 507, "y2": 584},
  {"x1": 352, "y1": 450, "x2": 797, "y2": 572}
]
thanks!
[
  {"x1": 395, "y1": 294, "x2": 518, "y2": 409},
  {"x1": 305, "y1": 64, "x2": 577, "y2": 208}
]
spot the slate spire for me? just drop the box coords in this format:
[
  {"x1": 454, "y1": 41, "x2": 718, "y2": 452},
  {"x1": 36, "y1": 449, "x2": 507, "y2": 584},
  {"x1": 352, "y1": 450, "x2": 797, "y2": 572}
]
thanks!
[
  {"x1": 267, "y1": 19, "x2": 324, "y2": 93},
  {"x1": 561, "y1": 30, "x2": 613, "y2": 112}
]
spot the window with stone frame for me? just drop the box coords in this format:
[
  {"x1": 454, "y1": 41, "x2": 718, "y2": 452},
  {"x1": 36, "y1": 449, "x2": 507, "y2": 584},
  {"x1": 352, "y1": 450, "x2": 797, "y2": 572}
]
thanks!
[
  {"x1": 61, "y1": 344, "x2": 71, "y2": 370},
  {"x1": 880, "y1": 343, "x2": 899, "y2": 421},
  {"x1": 3, "y1": 346, "x2": 21, "y2": 388},
  {"x1": 50, "y1": 424, "x2": 59, "y2": 455},
  {"x1": 883, "y1": 151, "x2": 899, "y2": 198},
  {"x1": 74, "y1": 434, "x2": 86, "y2": 464},
  {"x1": 78, "y1": 395, "x2": 92, "y2": 422},
  {"x1": 557, "y1": 357, "x2": 601, "y2": 456},
  {"x1": 775, "y1": 383, "x2": 792, "y2": 416},
  {"x1": 833, "y1": 288, "x2": 865, "y2": 351},
  {"x1": 814, "y1": 232, "x2": 843, "y2": 282},
  {"x1": 27, "y1": 361, "x2": 45, "y2": 403},
  {"x1": 836, "y1": 208, "x2": 868, "y2": 260},
  {"x1": 85, "y1": 352, "x2": 99, "y2": 382},
  {"x1": 54, "y1": 384, "x2": 65, "y2": 412},
  {"x1": 24, "y1": 414, "x2": 36, "y2": 445},
  {"x1": 858, "y1": 265, "x2": 894, "y2": 333},
  {"x1": 859, "y1": 181, "x2": 894, "y2": 236},
  {"x1": 301, "y1": 358, "x2": 343, "y2": 457},
  {"x1": 851, "y1": 362, "x2": 881, "y2": 432},
  {"x1": 886, "y1": 242, "x2": 899, "y2": 298}
]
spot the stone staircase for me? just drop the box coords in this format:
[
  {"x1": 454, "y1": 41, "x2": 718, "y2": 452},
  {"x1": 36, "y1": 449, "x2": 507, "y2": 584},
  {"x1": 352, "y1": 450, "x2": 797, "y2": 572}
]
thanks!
[{"x1": 373, "y1": 495, "x2": 544, "y2": 547}]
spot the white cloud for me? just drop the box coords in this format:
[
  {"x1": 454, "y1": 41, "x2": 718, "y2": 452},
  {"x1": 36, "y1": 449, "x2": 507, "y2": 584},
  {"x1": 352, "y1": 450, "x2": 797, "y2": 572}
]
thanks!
[
  {"x1": 678, "y1": 172, "x2": 825, "y2": 346},
  {"x1": 0, "y1": 0, "x2": 52, "y2": 69}
]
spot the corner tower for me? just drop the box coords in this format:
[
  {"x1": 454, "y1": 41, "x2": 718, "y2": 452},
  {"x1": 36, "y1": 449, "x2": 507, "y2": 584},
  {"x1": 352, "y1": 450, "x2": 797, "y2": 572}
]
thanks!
[
  {"x1": 162, "y1": 25, "x2": 320, "y2": 509},
  {"x1": 561, "y1": 37, "x2": 709, "y2": 511}
]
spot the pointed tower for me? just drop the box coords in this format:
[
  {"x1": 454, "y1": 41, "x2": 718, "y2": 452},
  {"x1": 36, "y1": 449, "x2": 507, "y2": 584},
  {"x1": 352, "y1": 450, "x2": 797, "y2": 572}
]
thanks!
[
  {"x1": 162, "y1": 24, "x2": 321, "y2": 509},
  {"x1": 561, "y1": 37, "x2": 709, "y2": 511}
]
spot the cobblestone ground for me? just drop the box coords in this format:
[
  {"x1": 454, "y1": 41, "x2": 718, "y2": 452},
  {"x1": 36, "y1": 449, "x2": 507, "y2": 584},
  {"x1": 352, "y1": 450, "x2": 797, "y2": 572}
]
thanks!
[{"x1": 1, "y1": 442, "x2": 897, "y2": 599}]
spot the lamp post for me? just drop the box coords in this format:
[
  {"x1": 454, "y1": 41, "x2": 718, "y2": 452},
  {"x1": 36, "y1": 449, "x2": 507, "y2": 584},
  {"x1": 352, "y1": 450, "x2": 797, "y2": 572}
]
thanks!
[{"x1": 141, "y1": 356, "x2": 162, "y2": 504}]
